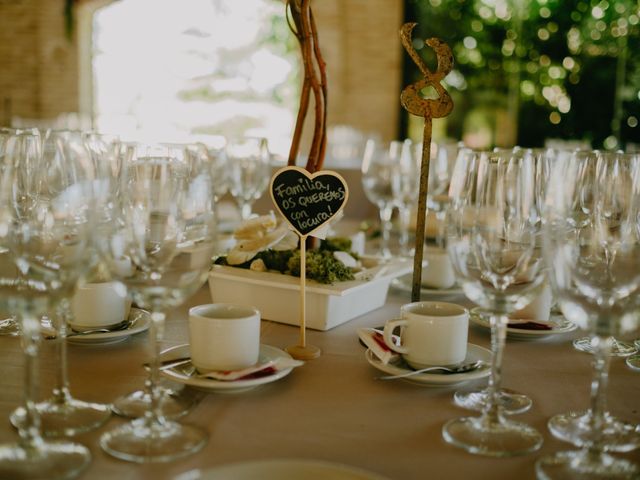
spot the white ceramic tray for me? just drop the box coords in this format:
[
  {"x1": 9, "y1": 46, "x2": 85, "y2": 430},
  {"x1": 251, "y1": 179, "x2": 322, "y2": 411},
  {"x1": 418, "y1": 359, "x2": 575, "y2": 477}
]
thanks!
[{"x1": 208, "y1": 256, "x2": 412, "y2": 331}]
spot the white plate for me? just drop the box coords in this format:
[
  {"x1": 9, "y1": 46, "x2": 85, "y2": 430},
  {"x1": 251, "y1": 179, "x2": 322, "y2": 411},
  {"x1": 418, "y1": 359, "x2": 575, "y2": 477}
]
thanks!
[
  {"x1": 159, "y1": 344, "x2": 296, "y2": 393},
  {"x1": 176, "y1": 459, "x2": 389, "y2": 480},
  {"x1": 391, "y1": 274, "x2": 463, "y2": 296},
  {"x1": 469, "y1": 307, "x2": 577, "y2": 339},
  {"x1": 67, "y1": 308, "x2": 150, "y2": 345},
  {"x1": 365, "y1": 343, "x2": 491, "y2": 386}
]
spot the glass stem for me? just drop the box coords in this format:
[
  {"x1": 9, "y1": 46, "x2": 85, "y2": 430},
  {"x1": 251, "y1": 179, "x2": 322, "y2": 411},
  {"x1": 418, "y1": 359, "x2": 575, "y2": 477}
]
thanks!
[
  {"x1": 18, "y1": 311, "x2": 44, "y2": 448},
  {"x1": 397, "y1": 206, "x2": 412, "y2": 257},
  {"x1": 145, "y1": 310, "x2": 166, "y2": 426},
  {"x1": 51, "y1": 298, "x2": 72, "y2": 405},
  {"x1": 587, "y1": 335, "x2": 613, "y2": 453},
  {"x1": 484, "y1": 313, "x2": 508, "y2": 424},
  {"x1": 379, "y1": 204, "x2": 394, "y2": 259}
]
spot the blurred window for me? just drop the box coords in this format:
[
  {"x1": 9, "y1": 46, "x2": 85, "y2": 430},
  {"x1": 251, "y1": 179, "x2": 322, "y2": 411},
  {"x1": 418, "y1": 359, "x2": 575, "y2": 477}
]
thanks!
[{"x1": 91, "y1": 0, "x2": 299, "y2": 156}]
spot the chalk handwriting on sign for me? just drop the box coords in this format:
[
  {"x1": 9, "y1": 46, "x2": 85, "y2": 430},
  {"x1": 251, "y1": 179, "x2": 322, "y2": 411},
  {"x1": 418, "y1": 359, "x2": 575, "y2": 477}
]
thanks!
[{"x1": 270, "y1": 166, "x2": 349, "y2": 237}]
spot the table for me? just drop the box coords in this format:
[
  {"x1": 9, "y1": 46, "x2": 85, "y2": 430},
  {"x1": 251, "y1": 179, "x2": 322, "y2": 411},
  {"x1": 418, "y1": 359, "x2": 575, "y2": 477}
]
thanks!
[{"x1": 0, "y1": 284, "x2": 638, "y2": 480}]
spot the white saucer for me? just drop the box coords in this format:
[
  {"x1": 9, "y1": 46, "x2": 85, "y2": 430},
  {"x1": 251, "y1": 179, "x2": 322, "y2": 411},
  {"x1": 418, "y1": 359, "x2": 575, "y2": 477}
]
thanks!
[
  {"x1": 365, "y1": 343, "x2": 491, "y2": 386},
  {"x1": 175, "y1": 459, "x2": 389, "y2": 480},
  {"x1": 67, "y1": 308, "x2": 150, "y2": 345},
  {"x1": 391, "y1": 274, "x2": 463, "y2": 296},
  {"x1": 469, "y1": 307, "x2": 577, "y2": 339},
  {"x1": 159, "y1": 344, "x2": 296, "y2": 393}
]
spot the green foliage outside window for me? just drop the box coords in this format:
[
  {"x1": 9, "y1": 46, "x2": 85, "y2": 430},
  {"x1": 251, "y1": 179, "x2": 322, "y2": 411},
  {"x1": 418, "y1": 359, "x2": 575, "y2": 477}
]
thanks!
[{"x1": 404, "y1": 0, "x2": 640, "y2": 149}]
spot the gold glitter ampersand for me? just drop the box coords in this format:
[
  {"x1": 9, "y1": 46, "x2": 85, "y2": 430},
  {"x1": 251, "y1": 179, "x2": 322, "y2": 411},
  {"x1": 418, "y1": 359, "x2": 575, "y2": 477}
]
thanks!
[{"x1": 399, "y1": 22, "x2": 454, "y2": 302}]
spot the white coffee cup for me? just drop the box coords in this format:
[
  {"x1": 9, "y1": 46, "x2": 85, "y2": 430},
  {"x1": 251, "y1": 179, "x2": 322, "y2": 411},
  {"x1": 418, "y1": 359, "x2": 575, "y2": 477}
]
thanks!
[
  {"x1": 383, "y1": 301, "x2": 469, "y2": 369},
  {"x1": 188, "y1": 303, "x2": 260, "y2": 372},
  {"x1": 511, "y1": 283, "x2": 552, "y2": 321},
  {"x1": 422, "y1": 246, "x2": 456, "y2": 289},
  {"x1": 71, "y1": 282, "x2": 131, "y2": 330}
]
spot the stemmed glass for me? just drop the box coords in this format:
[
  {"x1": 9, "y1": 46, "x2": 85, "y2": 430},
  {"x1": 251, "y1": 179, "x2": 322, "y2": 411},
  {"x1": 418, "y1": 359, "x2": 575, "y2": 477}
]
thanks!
[
  {"x1": 565, "y1": 151, "x2": 640, "y2": 357},
  {"x1": 226, "y1": 137, "x2": 270, "y2": 221},
  {"x1": 549, "y1": 149, "x2": 637, "y2": 356},
  {"x1": 109, "y1": 144, "x2": 206, "y2": 421},
  {"x1": 390, "y1": 139, "x2": 418, "y2": 257},
  {"x1": 537, "y1": 150, "x2": 640, "y2": 479},
  {"x1": 198, "y1": 135, "x2": 228, "y2": 203},
  {"x1": 10, "y1": 130, "x2": 113, "y2": 437},
  {"x1": 0, "y1": 129, "x2": 93, "y2": 478},
  {"x1": 0, "y1": 127, "x2": 32, "y2": 337},
  {"x1": 442, "y1": 149, "x2": 545, "y2": 456},
  {"x1": 200, "y1": 136, "x2": 230, "y2": 252},
  {"x1": 99, "y1": 142, "x2": 216, "y2": 463},
  {"x1": 427, "y1": 140, "x2": 458, "y2": 210},
  {"x1": 447, "y1": 148, "x2": 539, "y2": 416},
  {"x1": 362, "y1": 139, "x2": 402, "y2": 259}
]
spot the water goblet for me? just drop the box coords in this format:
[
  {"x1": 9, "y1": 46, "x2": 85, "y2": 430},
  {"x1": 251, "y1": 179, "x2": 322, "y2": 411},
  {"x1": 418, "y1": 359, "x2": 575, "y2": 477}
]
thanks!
[
  {"x1": 197, "y1": 135, "x2": 228, "y2": 203},
  {"x1": 390, "y1": 139, "x2": 418, "y2": 257},
  {"x1": 106, "y1": 139, "x2": 204, "y2": 418},
  {"x1": 0, "y1": 129, "x2": 93, "y2": 478},
  {"x1": 362, "y1": 139, "x2": 403, "y2": 259},
  {"x1": 442, "y1": 149, "x2": 545, "y2": 456},
  {"x1": 226, "y1": 137, "x2": 270, "y2": 221},
  {"x1": 9, "y1": 130, "x2": 114, "y2": 437},
  {"x1": 545, "y1": 150, "x2": 640, "y2": 453},
  {"x1": 447, "y1": 147, "x2": 538, "y2": 416},
  {"x1": 99, "y1": 142, "x2": 216, "y2": 463},
  {"x1": 564, "y1": 148, "x2": 637, "y2": 357},
  {"x1": 199, "y1": 136, "x2": 231, "y2": 253},
  {"x1": 537, "y1": 151, "x2": 640, "y2": 478},
  {"x1": 0, "y1": 128, "x2": 26, "y2": 336}
]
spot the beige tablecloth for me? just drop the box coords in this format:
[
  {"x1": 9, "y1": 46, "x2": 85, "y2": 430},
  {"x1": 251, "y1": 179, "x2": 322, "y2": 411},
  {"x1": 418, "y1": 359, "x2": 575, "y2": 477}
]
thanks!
[{"x1": 0, "y1": 285, "x2": 638, "y2": 480}]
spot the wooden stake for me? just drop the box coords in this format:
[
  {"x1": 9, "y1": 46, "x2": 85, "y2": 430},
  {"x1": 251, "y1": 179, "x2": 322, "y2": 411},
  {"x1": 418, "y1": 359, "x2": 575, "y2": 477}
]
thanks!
[
  {"x1": 399, "y1": 23, "x2": 454, "y2": 302},
  {"x1": 285, "y1": 235, "x2": 321, "y2": 360}
]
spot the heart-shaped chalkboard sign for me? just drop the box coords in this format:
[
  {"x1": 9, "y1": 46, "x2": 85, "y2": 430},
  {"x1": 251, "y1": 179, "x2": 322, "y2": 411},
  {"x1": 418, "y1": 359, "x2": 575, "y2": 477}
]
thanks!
[{"x1": 270, "y1": 166, "x2": 349, "y2": 237}]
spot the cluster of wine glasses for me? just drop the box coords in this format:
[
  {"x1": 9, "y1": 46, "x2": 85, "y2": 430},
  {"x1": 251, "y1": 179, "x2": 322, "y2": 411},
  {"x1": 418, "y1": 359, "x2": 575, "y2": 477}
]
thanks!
[
  {"x1": 439, "y1": 146, "x2": 640, "y2": 478},
  {"x1": 0, "y1": 128, "x2": 222, "y2": 477},
  {"x1": 191, "y1": 134, "x2": 271, "y2": 224},
  {"x1": 538, "y1": 149, "x2": 640, "y2": 479},
  {"x1": 361, "y1": 138, "x2": 459, "y2": 259}
]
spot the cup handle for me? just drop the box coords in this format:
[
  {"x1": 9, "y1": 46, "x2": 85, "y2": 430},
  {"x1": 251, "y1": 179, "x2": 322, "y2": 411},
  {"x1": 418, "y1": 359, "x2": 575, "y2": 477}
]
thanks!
[{"x1": 383, "y1": 318, "x2": 408, "y2": 354}]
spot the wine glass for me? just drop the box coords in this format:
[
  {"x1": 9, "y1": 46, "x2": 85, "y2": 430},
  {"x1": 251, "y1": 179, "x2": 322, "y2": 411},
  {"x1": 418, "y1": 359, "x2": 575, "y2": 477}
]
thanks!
[
  {"x1": 9, "y1": 130, "x2": 113, "y2": 437},
  {"x1": 0, "y1": 129, "x2": 93, "y2": 477},
  {"x1": 562, "y1": 150, "x2": 640, "y2": 357},
  {"x1": 362, "y1": 139, "x2": 402, "y2": 259},
  {"x1": 447, "y1": 147, "x2": 539, "y2": 416},
  {"x1": 226, "y1": 137, "x2": 270, "y2": 221},
  {"x1": 196, "y1": 135, "x2": 228, "y2": 203},
  {"x1": 199, "y1": 136, "x2": 230, "y2": 253},
  {"x1": 427, "y1": 140, "x2": 459, "y2": 209},
  {"x1": 99, "y1": 142, "x2": 216, "y2": 463},
  {"x1": 0, "y1": 127, "x2": 30, "y2": 337},
  {"x1": 108, "y1": 143, "x2": 206, "y2": 421},
  {"x1": 390, "y1": 139, "x2": 418, "y2": 257},
  {"x1": 537, "y1": 150, "x2": 640, "y2": 479},
  {"x1": 441, "y1": 149, "x2": 545, "y2": 456}
]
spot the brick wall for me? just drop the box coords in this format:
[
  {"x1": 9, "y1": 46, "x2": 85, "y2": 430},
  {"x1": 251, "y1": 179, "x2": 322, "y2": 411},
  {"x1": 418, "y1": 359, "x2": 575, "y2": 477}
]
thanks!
[
  {"x1": 0, "y1": 0, "x2": 79, "y2": 125},
  {"x1": 315, "y1": 0, "x2": 404, "y2": 141},
  {"x1": 0, "y1": 0, "x2": 403, "y2": 140}
]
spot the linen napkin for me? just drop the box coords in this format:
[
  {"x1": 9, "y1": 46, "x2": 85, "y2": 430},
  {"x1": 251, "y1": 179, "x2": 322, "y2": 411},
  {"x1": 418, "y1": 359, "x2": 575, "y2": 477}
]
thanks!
[{"x1": 198, "y1": 357, "x2": 304, "y2": 381}]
